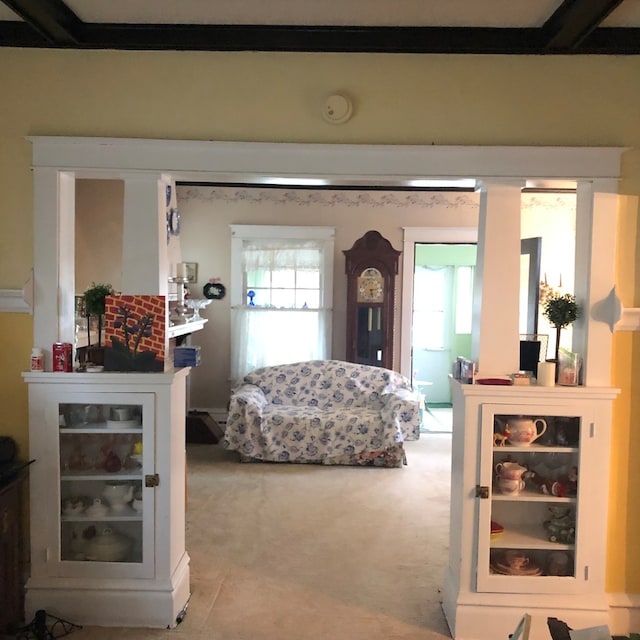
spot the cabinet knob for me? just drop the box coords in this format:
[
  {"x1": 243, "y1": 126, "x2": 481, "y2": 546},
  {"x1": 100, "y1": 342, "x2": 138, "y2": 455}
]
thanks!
[
  {"x1": 145, "y1": 474, "x2": 160, "y2": 488},
  {"x1": 475, "y1": 485, "x2": 489, "y2": 499}
]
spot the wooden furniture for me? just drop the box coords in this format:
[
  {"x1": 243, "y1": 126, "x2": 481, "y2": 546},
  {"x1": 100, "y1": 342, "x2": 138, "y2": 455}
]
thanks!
[
  {"x1": 22, "y1": 369, "x2": 190, "y2": 628},
  {"x1": 344, "y1": 230, "x2": 401, "y2": 369},
  {"x1": 0, "y1": 471, "x2": 27, "y2": 633},
  {"x1": 442, "y1": 379, "x2": 618, "y2": 640}
]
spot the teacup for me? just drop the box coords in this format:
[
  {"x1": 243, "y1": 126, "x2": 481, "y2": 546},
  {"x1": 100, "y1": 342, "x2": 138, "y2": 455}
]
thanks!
[
  {"x1": 495, "y1": 461, "x2": 527, "y2": 480},
  {"x1": 110, "y1": 406, "x2": 134, "y2": 421}
]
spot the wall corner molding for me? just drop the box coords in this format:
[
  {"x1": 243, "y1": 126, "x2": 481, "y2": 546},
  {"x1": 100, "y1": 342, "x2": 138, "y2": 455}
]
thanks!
[{"x1": 0, "y1": 289, "x2": 31, "y2": 313}]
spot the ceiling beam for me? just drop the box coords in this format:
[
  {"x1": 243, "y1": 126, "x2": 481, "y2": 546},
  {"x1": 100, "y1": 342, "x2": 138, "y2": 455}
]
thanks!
[
  {"x1": 0, "y1": 0, "x2": 82, "y2": 45},
  {"x1": 541, "y1": 0, "x2": 625, "y2": 49}
]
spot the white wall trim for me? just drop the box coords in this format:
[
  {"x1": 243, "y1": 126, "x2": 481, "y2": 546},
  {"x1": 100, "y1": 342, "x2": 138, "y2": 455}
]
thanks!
[
  {"x1": 28, "y1": 137, "x2": 625, "y2": 183},
  {"x1": 616, "y1": 308, "x2": 640, "y2": 332},
  {"x1": 400, "y1": 227, "x2": 478, "y2": 380},
  {"x1": 608, "y1": 592, "x2": 640, "y2": 635},
  {"x1": 0, "y1": 289, "x2": 31, "y2": 313}
]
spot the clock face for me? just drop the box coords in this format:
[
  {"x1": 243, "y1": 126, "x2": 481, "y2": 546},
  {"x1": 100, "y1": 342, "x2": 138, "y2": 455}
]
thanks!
[{"x1": 357, "y1": 268, "x2": 384, "y2": 303}]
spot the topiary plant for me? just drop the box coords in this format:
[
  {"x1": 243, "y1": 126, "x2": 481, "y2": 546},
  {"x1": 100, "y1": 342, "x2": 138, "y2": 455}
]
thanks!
[
  {"x1": 542, "y1": 293, "x2": 581, "y2": 363},
  {"x1": 83, "y1": 282, "x2": 112, "y2": 347}
]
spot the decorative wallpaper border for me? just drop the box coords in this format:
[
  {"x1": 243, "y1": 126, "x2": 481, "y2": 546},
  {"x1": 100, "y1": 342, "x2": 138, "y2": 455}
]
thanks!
[
  {"x1": 178, "y1": 187, "x2": 481, "y2": 210},
  {"x1": 178, "y1": 186, "x2": 577, "y2": 213}
]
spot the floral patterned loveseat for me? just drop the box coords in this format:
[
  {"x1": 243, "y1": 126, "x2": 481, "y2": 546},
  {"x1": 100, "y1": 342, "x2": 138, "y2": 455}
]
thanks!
[{"x1": 223, "y1": 360, "x2": 420, "y2": 467}]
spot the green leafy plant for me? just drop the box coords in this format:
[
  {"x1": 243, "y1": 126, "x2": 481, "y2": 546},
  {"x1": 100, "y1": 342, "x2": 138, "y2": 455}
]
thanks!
[
  {"x1": 83, "y1": 282, "x2": 112, "y2": 348},
  {"x1": 542, "y1": 293, "x2": 581, "y2": 363}
]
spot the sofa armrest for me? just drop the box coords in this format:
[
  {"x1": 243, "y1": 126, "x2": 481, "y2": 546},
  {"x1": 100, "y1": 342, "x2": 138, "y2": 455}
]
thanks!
[
  {"x1": 231, "y1": 383, "x2": 268, "y2": 409},
  {"x1": 381, "y1": 388, "x2": 421, "y2": 441}
]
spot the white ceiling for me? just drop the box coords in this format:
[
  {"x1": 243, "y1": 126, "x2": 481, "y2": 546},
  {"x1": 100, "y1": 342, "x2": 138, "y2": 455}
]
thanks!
[
  {"x1": 1, "y1": 0, "x2": 640, "y2": 27},
  {"x1": 1, "y1": 0, "x2": 639, "y2": 53}
]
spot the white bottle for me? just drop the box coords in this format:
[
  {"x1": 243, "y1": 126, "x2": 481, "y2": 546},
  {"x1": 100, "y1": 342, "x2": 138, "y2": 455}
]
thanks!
[{"x1": 30, "y1": 347, "x2": 44, "y2": 371}]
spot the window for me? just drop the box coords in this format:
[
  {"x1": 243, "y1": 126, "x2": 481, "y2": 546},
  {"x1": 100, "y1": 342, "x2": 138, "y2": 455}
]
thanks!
[{"x1": 230, "y1": 225, "x2": 334, "y2": 381}]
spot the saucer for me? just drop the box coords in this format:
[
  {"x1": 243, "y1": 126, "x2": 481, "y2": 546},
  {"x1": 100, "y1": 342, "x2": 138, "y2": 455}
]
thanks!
[{"x1": 491, "y1": 560, "x2": 542, "y2": 576}]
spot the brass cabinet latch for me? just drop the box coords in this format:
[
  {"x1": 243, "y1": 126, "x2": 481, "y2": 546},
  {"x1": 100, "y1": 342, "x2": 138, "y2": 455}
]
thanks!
[
  {"x1": 145, "y1": 474, "x2": 160, "y2": 488},
  {"x1": 475, "y1": 485, "x2": 489, "y2": 499}
]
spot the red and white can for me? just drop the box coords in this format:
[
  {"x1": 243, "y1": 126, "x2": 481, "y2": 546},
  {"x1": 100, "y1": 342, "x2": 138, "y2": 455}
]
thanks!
[{"x1": 53, "y1": 342, "x2": 73, "y2": 372}]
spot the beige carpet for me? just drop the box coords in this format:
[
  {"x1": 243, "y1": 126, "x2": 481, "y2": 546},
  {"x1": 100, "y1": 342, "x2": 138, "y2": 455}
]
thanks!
[{"x1": 37, "y1": 434, "x2": 453, "y2": 640}]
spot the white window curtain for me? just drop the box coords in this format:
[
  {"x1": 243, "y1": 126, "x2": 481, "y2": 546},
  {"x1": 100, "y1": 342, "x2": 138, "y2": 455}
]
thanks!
[{"x1": 230, "y1": 226, "x2": 334, "y2": 382}]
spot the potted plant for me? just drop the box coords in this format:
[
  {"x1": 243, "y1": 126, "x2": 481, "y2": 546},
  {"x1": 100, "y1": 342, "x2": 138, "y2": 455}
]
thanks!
[
  {"x1": 83, "y1": 282, "x2": 112, "y2": 364},
  {"x1": 542, "y1": 292, "x2": 581, "y2": 364}
]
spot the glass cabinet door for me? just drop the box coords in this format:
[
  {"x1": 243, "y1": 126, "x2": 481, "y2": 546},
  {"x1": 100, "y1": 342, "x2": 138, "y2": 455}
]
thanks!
[
  {"x1": 55, "y1": 392, "x2": 154, "y2": 579},
  {"x1": 476, "y1": 404, "x2": 583, "y2": 594}
]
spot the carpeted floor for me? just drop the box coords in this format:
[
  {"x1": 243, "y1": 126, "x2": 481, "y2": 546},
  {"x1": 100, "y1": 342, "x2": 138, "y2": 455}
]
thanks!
[
  {"x1": 421, "y1": 407, "x2": 453, "y2": 433},
  {"x1": 25, "y1": 434, "x2": 453, "y2": 640}
]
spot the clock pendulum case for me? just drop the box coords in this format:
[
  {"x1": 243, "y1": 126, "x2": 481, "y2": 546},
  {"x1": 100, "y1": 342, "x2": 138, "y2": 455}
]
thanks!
[{"x1": 343, "y1": 230, "x2": 401, "y2": 369}]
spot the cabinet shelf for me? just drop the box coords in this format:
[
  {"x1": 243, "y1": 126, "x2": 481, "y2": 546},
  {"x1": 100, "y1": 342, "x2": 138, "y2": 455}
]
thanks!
[
  {"x1": 62, "y1": 512, "x2": 142, "y2": 522},
  {"x1": 61, "y1": 471, "x2": 142, "y2": 481},
  {"x1": 60, "y1": 426, "x2": 143, "y2": 434},
  {"x1": 491, "y1": 490, "x2": 576, "y2": 503},
  {"x1": 493, "y1": 444, "x2": 578, "y2": 454},
  {"x1": 490, "y1": 523, "x2": 573, "y2": 551}
]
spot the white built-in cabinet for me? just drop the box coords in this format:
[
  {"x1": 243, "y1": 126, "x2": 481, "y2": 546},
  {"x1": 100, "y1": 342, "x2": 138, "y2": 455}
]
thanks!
[
  {"x1": 22, "y1": 369, "x2": 190, "y2": 628},
  {"x1": 443, "y1": 379, "x2": 619, "y2": 640}
]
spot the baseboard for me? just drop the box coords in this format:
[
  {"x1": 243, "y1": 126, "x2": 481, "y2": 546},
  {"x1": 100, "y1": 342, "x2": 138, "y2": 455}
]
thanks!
[
  {"x1": 190, "y1": 407, "x2": 227, "y2": 424},
  {"x1": 608, "y1": 592, "x2": 640, "y2": 635}
]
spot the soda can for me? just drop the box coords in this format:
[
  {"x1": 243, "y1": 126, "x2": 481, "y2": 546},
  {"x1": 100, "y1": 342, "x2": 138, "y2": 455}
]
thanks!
[{"x1": 53, "y1": 342, "x2": 73, "y2": 372}]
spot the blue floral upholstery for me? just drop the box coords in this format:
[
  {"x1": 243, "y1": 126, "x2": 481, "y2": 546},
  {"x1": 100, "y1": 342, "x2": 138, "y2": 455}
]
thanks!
[{"x1": 223, "y1": 360, "x2": 420, "y2": 467}]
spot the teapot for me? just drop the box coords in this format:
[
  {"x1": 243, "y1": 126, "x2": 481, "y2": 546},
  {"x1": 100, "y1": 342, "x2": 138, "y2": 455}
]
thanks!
[
  {"x1": 506, "y1": 416, "x2": 547, "y2": 446},
  {"x1": 101, "y1": 482, "x2": 134, "y2": 511}
]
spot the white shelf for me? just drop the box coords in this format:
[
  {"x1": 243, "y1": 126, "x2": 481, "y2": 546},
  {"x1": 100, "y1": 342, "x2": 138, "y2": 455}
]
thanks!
[
  {"x1": 490, "y1": 523, "x2": 573, "y2": 551},
  {"x1": 167, "y1": 318, "x2": 207, "y2": 339}
]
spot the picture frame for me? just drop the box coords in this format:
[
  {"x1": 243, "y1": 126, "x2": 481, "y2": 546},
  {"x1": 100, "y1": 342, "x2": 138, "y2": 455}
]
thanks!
[{"x1": 184, "y1": 262, "x2": 198, "y2": 283}]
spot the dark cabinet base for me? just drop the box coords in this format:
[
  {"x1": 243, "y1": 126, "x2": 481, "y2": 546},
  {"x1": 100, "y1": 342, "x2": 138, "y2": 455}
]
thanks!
[{"x1": 0, "y1": 476, "x2": 25, "y2": 633}]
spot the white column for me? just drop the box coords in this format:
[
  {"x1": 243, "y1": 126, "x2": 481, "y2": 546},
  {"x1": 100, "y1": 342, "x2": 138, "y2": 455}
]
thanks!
[
  {"x1": 471, "y1": 180, "x2": 525, "y2": 377},
  {"x1": 32, "y1": 168, "x2": 76, "y2": 366},
  {"x1": 121, "y1": 173, "x2": 171, "y2": 295},
  {"x1": 573, "y1": 179, "x2": 619, "y2": 386}
]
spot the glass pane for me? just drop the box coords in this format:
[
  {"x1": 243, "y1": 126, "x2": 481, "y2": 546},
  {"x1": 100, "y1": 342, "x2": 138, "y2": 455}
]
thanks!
[
  {"x1": 455, "y1": 266, "x2": 474, "y2": 334},
  {"x1": 272, "y1": 270, "x2": 295, "y2": 288},
  {"x1": 271, "y1": 289, "x2": 296, "y2": 308},
  {"x1": 59, "y1": 401, "x2": 144, "y2": 564},
  {"x1": 297, "y1": 270, "x2": 320, "y2": 288},
  {"x1": 246, "y1": 270, "x2": 270, "y2": 288},
  {"x1": 413, "y1": 310, "x2": 445, "y2": 350},
  {"x1": 490, "y1": 413, "x2": 580, "y2": 580},
  {"x1": 296, "y1": 290, "x2": 319, "y2": 309}
]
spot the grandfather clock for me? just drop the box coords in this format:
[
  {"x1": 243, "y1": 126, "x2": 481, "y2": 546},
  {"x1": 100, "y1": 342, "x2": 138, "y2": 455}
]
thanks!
[{"x1": 344, "y1": 230, "x2": 401, "y2": 369}]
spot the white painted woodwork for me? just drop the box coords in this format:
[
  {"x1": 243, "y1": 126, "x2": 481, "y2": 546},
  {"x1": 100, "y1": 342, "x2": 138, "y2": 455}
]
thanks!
[
  {"x1": 26, "y1": 136, "x2": 627, "y2": 632},
  {"x1": 22, "y1": 369, "x2": 190, "y2": 628},
  {"x1": 472, "y1": 181, "x2": 524, "y2": 376},
  {"x1": 443, "y1": 380, "x2": 619, "y2": 640}
]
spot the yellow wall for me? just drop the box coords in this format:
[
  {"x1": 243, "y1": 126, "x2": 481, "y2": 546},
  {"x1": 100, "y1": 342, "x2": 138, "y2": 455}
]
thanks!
[{"x1": 1, "y1": 48, "x2": 639, "y2": 593}]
